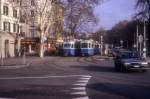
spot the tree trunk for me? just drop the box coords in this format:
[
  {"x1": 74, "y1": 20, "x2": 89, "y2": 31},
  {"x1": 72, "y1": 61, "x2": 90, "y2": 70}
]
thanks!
[
  {"x1": 39, "y1": 32, "x2": 44, "y2": 58},
  {"x1": 39, "y1": 43, "x2": 44, "y2": 58}
]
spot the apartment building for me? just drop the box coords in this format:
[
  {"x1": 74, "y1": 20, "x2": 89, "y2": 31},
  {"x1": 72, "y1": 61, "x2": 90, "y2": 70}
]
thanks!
[
  {"x1": 0, "y1": 0, "x2": 64, "y2": 57},
  {"x1": 0, "y1": 0, "x2": 20, "y2": 58}
]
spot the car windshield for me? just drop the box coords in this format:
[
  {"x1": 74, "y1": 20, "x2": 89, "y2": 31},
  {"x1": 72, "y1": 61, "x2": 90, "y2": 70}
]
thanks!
[{"x1": 121, "y1": 52, "x2": 140, "y2": 59}]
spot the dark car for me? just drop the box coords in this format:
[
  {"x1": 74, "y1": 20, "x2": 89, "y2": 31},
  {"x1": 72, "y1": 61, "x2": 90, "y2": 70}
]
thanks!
[{"x1": 114, "y1": 51, "x2": 149, "y2": 72}]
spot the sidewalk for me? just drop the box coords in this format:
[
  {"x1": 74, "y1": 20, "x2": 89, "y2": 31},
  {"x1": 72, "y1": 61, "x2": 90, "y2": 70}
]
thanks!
[{"x1": 0, "y1": 57, "x2": 30, "y2": 69}]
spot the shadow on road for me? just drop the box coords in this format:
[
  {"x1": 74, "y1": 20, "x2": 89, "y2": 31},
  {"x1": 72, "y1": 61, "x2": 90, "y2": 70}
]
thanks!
[
  {"x1": 87, "y1": 82, "x2": 150, "y2": 99},
  {"x1": 70, "y1": 65, "x2": 116, "y2": 73}
]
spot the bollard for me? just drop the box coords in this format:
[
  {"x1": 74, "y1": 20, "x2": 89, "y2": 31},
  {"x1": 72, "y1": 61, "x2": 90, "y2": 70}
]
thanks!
[
  {"x1": 23, "y1": 52, "x2": 26, "y2": 65},
  {"x1": 1, "y1": 54, "x2": 4, "y2": 66}
]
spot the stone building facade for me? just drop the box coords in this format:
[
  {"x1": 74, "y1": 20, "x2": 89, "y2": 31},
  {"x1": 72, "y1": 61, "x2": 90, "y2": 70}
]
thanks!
[{"x1": 0, "y1": 0, "x2": 20, "y2": 58}]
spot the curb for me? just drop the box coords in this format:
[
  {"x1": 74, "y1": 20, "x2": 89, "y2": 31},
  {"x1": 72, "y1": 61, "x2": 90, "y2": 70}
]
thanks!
[
  {"x1": 93, "y1": 56, "x2": 114, "y2": 60},
  {"x1": 0, "y1": 63, "x2": 30, "y2": 69}
]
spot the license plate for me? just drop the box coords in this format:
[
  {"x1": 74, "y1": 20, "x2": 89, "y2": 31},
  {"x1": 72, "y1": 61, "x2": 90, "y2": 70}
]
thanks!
[{"x1": 134, "y1": 65, "x2": 140, "y2": 68}]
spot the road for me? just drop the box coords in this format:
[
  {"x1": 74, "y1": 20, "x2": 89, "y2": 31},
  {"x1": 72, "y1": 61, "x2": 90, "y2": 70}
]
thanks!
[{"x1": 0, "y1": 56, "x2": 150, "y2": 99}]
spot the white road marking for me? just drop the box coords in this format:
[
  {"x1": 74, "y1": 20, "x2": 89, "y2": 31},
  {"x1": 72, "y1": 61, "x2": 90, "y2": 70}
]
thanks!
[
  {"x1": 0, "y1": 75, "x2": 91, "y2": 80},
  {"x1": 71, "y1": 87, "x2": 86, "y2": 90},
  {"x1": 73, "y1": 83, "x2": 87, "y2": 86},
  {"x1": 0, "y1": 75, "x2": 92, "y2": 99},
  {"x1": 71, "y1": 76, "x2": 92, "y2": 99},
  {"x1": 80, "y1": 77, "x2": 91, "y2": 80},
  {"x1": 77, "y1": 80, "x2": 89, "y2": 83},
  {"x1": 71, "y1": 91, "x2": 86, "y2": 95},
  {"x1": 81, "y1": 75, "x2": 92, "y2": 78},
  {"x1": 73, "y1": 96, "x2": 89, "y2": 99}
]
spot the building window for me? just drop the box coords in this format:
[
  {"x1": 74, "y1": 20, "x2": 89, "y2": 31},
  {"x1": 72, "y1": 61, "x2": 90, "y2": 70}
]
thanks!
[
  {"x1": 31, "y1": 0, "x2": 35, "y2": 6},
  {"x1": 13, "y1": 24, "x2": 16, "y2": 32},
  {"x1": 13, "y1": 9, "x2": 17, "y2": 18},
  {"x1": 17, "y1": 24, "x2": 20, "y2": 33},
  {"x1": 3, "y1": 6, "x2": 9, "y2": 16},
  {"x1": 31, "y1": 10, "x2": 34, "y2": 17},
  {"x1": 3, "y1": 22, "x2": 10, "y2": 32},
  {"x1": 13, "y1": 0, "x2": 20, "y2": 4}
]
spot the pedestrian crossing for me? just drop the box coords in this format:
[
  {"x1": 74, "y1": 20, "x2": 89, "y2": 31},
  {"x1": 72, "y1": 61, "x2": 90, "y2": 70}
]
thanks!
[
  {"x1": 0, "y1": 75, "x2": 92, "y2": 99},
  {"x1": 71, "y1": 75, "x2": 92, "y2": 99}
]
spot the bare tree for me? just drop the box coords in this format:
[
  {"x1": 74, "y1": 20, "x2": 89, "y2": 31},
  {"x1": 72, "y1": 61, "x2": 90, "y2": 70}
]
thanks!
[
  {"x1": 136, "y1": 0, "x2": 150, "y2": 20},
  {"x1": 49, "y1": 0, "x2": 64, "y2": 42},
  {"x1": 135, "y1": 0, "x2": 150, "y2": 55},
  {"x1": 61, "y1": 0, "x2": 102, "y2": 38}
]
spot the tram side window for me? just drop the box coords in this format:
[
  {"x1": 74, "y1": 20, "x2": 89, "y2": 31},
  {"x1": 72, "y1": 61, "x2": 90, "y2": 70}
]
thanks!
[
  {"x1": 71, "y1": 44, "x2": 74, "y2": 48},
  {"x1": 64, "y1": 44, "x2": 71, "y2": 48},
  {"x1": 92, "y1": 44, "x2": 95, "y2": 48},
  {"x1": 89, "y1": 43, "x2": 92, "y2": 48},
  {"x1": 81, "y1": 43, "x2": 88, "y2": 48},
  {"x1": 95, "y1": 45, "x2": 99, "y2": 48}
]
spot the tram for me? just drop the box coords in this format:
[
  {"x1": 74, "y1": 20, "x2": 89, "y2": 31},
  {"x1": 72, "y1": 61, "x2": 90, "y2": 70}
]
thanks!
[
  {"x1": 62, "y1": 41, "x2": 76, "y2": 56},
  {"x1": 94, "y1": 42, "x2": 101, "y2": 55},
  {"x1": 80, "y1": 40, "x2": 94, "y2": 56}
]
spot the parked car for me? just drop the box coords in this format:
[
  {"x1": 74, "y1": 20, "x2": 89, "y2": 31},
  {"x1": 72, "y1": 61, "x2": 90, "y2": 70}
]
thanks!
[{"x1": 114, "y1": 50, "x2": 149, "y2": 72}]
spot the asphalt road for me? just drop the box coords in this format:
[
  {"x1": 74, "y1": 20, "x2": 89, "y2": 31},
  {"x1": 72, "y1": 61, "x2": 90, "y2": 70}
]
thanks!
[{"x1": 0, "y1": 56, "x2": 150, "y2": 99}]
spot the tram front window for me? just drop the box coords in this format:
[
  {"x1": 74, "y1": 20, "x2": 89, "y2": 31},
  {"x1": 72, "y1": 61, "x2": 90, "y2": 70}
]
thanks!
[
  {"x1": 63, "y1": 44, "x2": 71, "y2": 48},
  {"x1": 81, "y1": 43, "x2": 88, "y2": 48}
]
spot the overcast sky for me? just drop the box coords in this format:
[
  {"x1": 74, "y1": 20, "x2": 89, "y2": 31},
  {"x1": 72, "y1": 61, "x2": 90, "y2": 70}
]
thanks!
[{"x1": 95, "y1": 0, "x2": 136, "y2": 30}]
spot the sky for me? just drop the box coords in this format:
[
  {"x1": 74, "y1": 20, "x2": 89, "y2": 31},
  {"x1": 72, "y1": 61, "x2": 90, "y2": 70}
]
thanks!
[{"x1": 95, "y1": 0, "x2": 137, "y2": 30}]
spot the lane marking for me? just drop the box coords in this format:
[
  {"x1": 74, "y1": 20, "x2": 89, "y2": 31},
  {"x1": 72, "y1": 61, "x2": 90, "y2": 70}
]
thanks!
[
  {"x1": 80, "y1": 78, "x2": 91, "y2": 80},
  {"x1": 73, "y1": 96, "x2": 89, "y2": 99},
  {"x1": 81, "y1": 75, "x2": 92, "y2": 78},
  {"x1": 0, "y1": 75, "x2": 91, "y2": 80},
  {"x1": 71, "y1": 87, "x2": 86, "y2": 90},
  {"x1": 77, "y1": 80, "x2": 89, "y2": 83},
  {"x1": 71, "y1": 91, "x2": 86, "y2": 95},
  {"x1": 73, "y1": 83, "x2": 87, "y2": 86}
]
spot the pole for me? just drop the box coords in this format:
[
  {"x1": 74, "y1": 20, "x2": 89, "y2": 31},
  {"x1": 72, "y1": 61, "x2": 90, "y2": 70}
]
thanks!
[
  {"x1": 1, "y1": 50, "x2": 4, "y2": 66},
  {"x1": 140, "y1": 41, "x2": 142, "y2": 56},
  {"x1": 143, "y1": 21, "x2": 146, "y2": 58},
  {"x1": 136, "y1": 22, "x2": 139, "y2": 51},
  {"x1": 100, "y1": 35, "x2": 103, "y2": 56},
  {"x1": 23, "y1": 47, "x2": 26, "y2": 64}
]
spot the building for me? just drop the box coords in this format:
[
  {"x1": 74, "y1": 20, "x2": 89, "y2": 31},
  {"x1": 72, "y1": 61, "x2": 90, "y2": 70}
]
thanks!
[
  {"x1": 0, "y1": 0, "x2": 20, "y2": 58},
  {"x1": 48, "y1": 0, "x2": 64, "y2": 47},
  {"x1": 0, "y1": 0, "x2": 65, "y2": 57},
  {"x1": 19, "y1": 0, "x2": 39, "y2": 54}
]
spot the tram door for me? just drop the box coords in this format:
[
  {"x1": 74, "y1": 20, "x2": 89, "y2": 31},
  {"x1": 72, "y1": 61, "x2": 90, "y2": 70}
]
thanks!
[{"x1": 5, "y1": 40, "x2": 10, "y2": 58}]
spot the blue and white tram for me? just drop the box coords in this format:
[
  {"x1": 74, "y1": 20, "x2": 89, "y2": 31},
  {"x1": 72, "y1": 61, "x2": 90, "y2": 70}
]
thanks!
[
  {"x1": 62, "y1": 41, "x2": 76, "y2": 56},
  {"x1": 94, "y1": 42, "x2": 101, "y2": 55},
  {"x1": 80, "y1": 40, "x2": 94, "y2": 56}
]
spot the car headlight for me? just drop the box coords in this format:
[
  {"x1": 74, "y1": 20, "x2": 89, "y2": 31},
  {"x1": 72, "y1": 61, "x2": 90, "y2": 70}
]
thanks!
[
  {"x1": 141, "y1": 62, "x2": 148, "y2": 65},
  {"x1": 124, "y1": 63, "x2": 130, "y2": 65}
]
